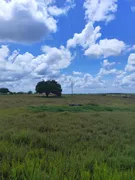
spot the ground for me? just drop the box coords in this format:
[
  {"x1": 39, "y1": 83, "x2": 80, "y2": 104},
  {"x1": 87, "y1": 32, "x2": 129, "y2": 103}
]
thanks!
[{"x1": 0, "y1": 94, "x2": 135, "y2": 179}]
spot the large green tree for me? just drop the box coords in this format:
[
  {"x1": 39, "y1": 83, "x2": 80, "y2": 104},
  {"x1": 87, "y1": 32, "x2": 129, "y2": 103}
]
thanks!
[
  {"x1": 35, "y1": 80, "x2": 62, "y2": 97},
  {"x1": 0, "y1": 88, "x2": 10, "y2": 94}
]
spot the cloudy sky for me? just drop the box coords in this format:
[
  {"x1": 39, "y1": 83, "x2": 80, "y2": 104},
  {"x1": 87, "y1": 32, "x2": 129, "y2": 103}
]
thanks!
[{"x1": 1, "y1": 0, "x2": 135, "y2": 93}]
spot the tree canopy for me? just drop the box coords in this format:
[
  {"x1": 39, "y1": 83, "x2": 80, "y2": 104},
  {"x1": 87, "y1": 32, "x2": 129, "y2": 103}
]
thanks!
[
  {"x1": 28, "y1": 91, "x2": 33, "y2": 94},
  {"x1": 35, "y1": 80, "x2": 62, "y2": 97},
  {"x1": 0, "y1": 88, "x2": 10, "y2": 94}
]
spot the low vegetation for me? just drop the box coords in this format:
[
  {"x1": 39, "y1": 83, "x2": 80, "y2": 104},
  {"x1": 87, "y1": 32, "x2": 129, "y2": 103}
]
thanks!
[
  {"x1": 0, "y1": 94, "x2": 135, "y2": 179},
  {"x1": 29, "y1": 104, "x2": 135, "y2": 113}
]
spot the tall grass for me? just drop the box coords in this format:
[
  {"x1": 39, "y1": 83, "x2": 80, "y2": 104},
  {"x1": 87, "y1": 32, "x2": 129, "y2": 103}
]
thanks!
[{"x1": 0, "y1": 95, "x2": 135, "y2": 179}]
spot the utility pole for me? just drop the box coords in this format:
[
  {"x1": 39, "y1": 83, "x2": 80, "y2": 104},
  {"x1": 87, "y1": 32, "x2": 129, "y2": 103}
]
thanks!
[{"x1": 71, "y1": 81, "x2": 74, "y2": 96}]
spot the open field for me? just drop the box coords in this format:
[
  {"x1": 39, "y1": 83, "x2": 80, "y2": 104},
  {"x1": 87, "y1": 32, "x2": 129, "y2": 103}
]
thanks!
[{"x1": 0, "y1": 94, "x2": 135, "y2": 179}]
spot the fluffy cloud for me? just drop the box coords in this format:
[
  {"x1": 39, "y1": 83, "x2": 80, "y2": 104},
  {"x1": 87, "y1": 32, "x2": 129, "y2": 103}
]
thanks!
[
  {"x1": 1, "y1": 71, "x2": 105, "y2": 93},
  {"x1": 67, "y1": 27, "x2": 127, "y2": 59},
  {"x1": 98, "y1": 68, "x2": 120, "y2": 77},
  {"x1": 84, "y1": 0, "x2": 117, "y2": 23},
  {"x1": 122, "y1": 73, "x2": 135, "y2": 87},
  {"x1": 85, "y1": 39, "x2": 126, "y2": 58},
  {"x1": 114, "y1": 72, "x2": 135, "y2": 88},
  {"x1": 113, "y1": 54, "x2": 135, "y2": 88},
  {"x1": 1, "y1": 44, "x2": 133, "y2": 92},
  {"x1": 47, "y1": 0, "x2": 75, "y2": 16},
  {"x1": 98, "y1": 59, "x2": 121, "y2": 78},
  {"x1": 73, "y1": 71, "x2": 82, "y2": 75},
  {"x1": 0, "y1": 45, "x2": 72, "y2": 84},
  {"x1": 58, "y1": 73, "x2": 104, "y2": 91},
  {"x1": 0, "y1": 0, "x2": 74, "y2": 43},
  {"x1": 0, "y1": 45, "x2": 107, "y2": 92},
  {"x1": 125, "y1": 54, "x2": 135, "y2": 72},
  {"x1": 67, "y1": 0, "x2": 126, "y2": 59},
  {"x1": 102, "y1": 59, "x2": 116, "y2": 68},
  {"x1": 0, "y1": 44, "x2": 106, "y2": 92},
  {"x1": 0, "y1": 45, "x2": 9, "y2": 59},
  {"x1": 67, "y1": 22, "x2": 101, "y2": 49},
  {"x1": 1, "y1": 0, "x2": 134, "y2": 93}
]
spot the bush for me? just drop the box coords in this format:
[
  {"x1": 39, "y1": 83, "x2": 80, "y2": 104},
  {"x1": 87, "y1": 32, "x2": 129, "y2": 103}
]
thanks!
[{"x1": 28, "y1": 91, "x2": 33, "y2": 94}]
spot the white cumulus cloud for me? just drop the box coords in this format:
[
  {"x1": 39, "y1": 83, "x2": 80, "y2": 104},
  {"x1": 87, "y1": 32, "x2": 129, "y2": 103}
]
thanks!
[
  {"x1": 85, "y1": 39, "x2": 126, "y2": 58},
  {"x1": 102, "y1": 59, "x2": 116, "y2": 67},
  {"x1": 67, "y1": 22, "x2": 101, "y2": 49},
  {"x1": 0, "y1": 45, "x2": 72, "y2": 84},
  {"x1": 98, "y1": 59, "x2": 122, "y2": 78},
  {"x1": 125, "y1": 54, "x2": 135, "y2": 72},
  {"x1": 58, "y1": 73, "x2": 104, "y2": 91},
  {"x1": 84, "y1": 0, "x2": 118, "y2": 23},
  {"x1": 0, "y1": 0, "x2": 74, "y2": 43}
]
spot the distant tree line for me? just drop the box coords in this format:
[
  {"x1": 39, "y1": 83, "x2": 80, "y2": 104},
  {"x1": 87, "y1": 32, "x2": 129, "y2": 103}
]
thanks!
[
  {"x1": 0, "y1": 88, "x2": 33, "y2": 95},
  {"x1": 0, "y1": 80, "x2": 62, "y2": 97}
]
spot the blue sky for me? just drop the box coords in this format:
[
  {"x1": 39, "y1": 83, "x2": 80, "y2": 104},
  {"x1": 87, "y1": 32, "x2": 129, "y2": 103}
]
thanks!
[{"x1": 1, "y1": 0, "x2": 135, "y2": 93}]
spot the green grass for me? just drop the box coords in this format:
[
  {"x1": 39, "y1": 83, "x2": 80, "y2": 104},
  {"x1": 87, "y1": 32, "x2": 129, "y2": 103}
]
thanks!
[
  {"x1": 0, "y1": 94, "x2": 135, "y2": 179},
  {"x1": 29, "y1": 104, "x2": 135, "y2": 113}
]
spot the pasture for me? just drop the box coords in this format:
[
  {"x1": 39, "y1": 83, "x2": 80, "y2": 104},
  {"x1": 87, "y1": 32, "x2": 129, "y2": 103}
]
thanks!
[{"x1": 0, "y1": 94, "x2": 135, "y2": 179}]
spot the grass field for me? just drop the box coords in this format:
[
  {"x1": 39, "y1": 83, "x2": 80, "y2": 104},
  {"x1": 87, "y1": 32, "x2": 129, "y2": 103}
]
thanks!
[{"x1": 0, "y1": 94, "x2": 135, "y2": 179}]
